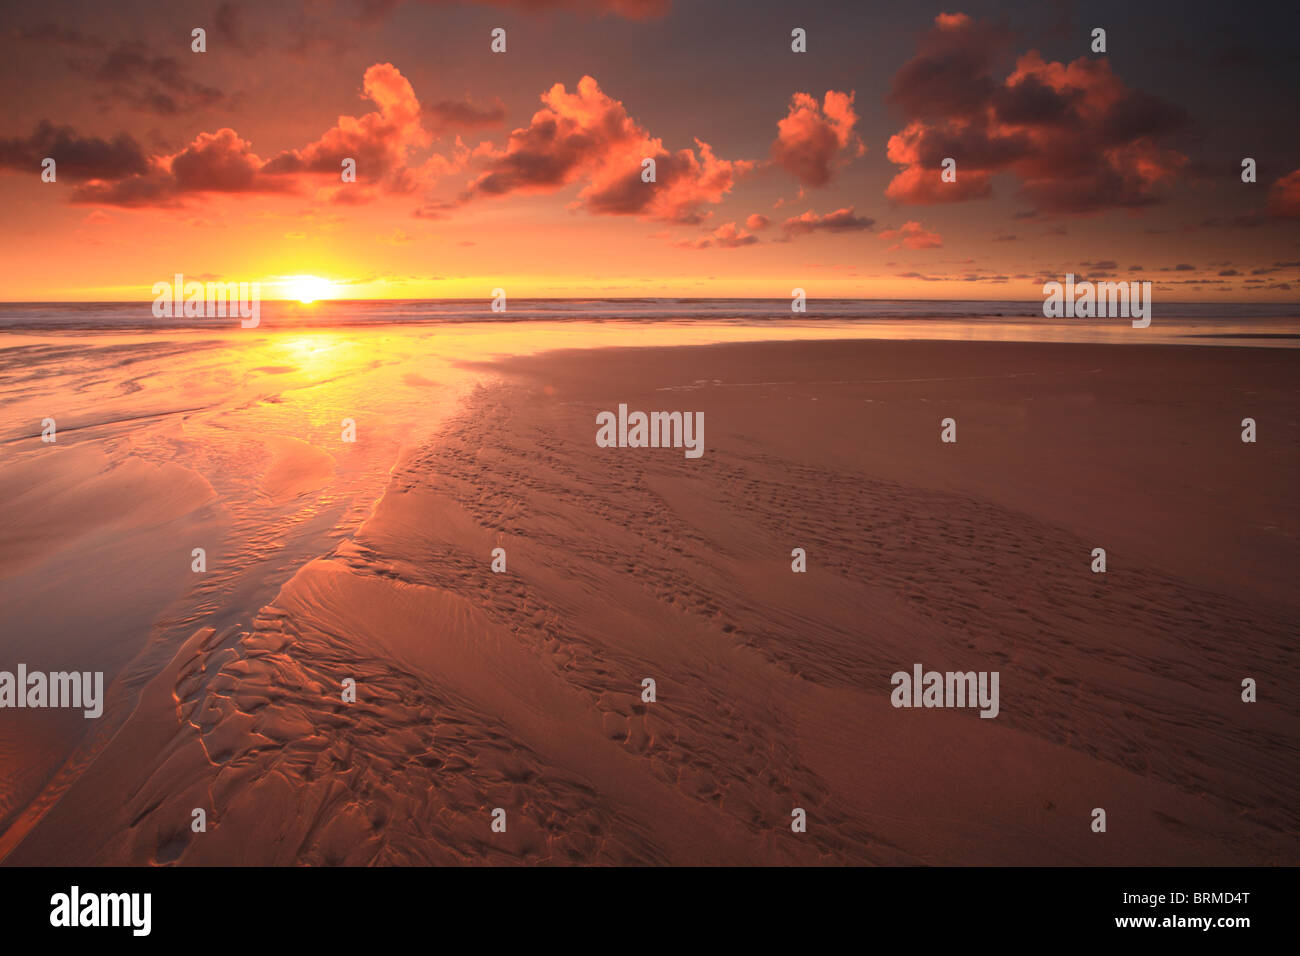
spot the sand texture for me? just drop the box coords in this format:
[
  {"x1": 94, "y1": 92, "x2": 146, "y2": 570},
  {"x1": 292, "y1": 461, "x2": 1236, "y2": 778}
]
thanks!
[{"x1": 1, "y1": 331, "x2": 1296, "y2": 865}]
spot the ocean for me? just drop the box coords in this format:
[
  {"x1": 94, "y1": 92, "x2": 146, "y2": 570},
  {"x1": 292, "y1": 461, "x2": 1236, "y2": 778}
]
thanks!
[{"x1": 0, "y1": 298, "x2": 1297, "y2": 347}]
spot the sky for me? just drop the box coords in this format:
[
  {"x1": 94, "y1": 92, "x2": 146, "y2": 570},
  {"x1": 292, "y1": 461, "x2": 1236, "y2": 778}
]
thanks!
[{"x1": 1, "y1": 0, "x2": 1297, "y2": 301}]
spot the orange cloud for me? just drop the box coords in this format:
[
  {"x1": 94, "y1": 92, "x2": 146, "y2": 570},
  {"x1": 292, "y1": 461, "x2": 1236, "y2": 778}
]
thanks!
[
  {"x1": 771, "y1": 90, "x2": 865, "y2": 187},
  {"x1": 710, "y1": 221, "x2": 759, "y2": 248},
  {"x1": 879, "y1": 220, "x2": 943, "y2": 249},
  {"x1": 673, "y1": 220, "x2": 758, "y2": 250},
  {"x1": 263, "y1": 63, "x2": 431, "y2": 193},
  {"x1": 60, "y1": 63, "x2": 437, "y2": 207},
  {"x1": 464, "y1": 75, "x2": 753, "y2": 223}
]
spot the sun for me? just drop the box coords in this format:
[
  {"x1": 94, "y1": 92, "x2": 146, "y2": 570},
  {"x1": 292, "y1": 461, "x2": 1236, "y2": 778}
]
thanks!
[{"x1": 282, "y1": 275, "x2": 336, "y2": 304}]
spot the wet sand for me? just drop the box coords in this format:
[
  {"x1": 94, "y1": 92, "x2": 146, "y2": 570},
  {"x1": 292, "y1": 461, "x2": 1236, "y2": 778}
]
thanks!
[{"x1": 1, "y1": 327, "x2": 1297, "y2": 864}]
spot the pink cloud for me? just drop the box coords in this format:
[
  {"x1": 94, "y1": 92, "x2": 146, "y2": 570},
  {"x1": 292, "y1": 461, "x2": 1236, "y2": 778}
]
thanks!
[
  {"x1": 710, "y1": 221, "x2": 759, "y2": 248},
  {"x1": 771, "y1": 90, "x2": 865, "y2": 187},
  {"x1": 673, "y1": 220, "x2": 760, "y2": 250},
  {"x1": 879, "y1": 220, "x2": 943, "y2": 249}
]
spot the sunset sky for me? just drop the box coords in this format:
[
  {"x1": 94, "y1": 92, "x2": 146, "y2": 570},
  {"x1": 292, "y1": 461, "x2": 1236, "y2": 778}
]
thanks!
[{"x1": 1, "y1": 0, "x2": 1297, "y2": 301}]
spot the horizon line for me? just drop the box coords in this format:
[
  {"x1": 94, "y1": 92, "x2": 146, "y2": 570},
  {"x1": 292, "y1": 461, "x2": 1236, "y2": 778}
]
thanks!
[{"x1": 3, "y1": 296, "x2": 1297, "y2": 306}]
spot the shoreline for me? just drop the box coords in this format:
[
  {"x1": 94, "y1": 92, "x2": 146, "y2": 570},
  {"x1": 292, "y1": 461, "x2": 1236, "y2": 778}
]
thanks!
[{"x1": 3, "y1": 308, "x2": 1300, "y2": 350}]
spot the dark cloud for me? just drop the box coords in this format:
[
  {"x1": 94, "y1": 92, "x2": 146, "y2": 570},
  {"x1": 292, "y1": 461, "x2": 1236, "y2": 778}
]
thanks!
[
  {"x1": 885, "y1": 13, "x2": 1188, "y2": 214},
  {"x1": 1268, "y1": 168, "x2": 1300, "y2": 218},
  {"x1": 355, "y1": 0, "x2": 669, "y2": 23},
  {"x1": 68, "y1": 41, "x2": 226, "y2": 115},
  {"x1": 0, "y1": 120, "x2": 149, "y2": 181},
  {"x1": 782, "y1": 207, "x2": 875, "y2": 235},
  {"x1": 70, "y1": 128, "x2": 285, "y2": 206},
  {"x1": 16, "y1": 23, "x2": 106, "y2": 48},
  {"x1": 423, "y1": 97, "x2": 507, "y2": 132}
]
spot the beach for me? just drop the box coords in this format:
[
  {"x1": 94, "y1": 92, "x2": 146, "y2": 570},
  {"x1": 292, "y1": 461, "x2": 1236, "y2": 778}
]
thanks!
[{"x1": 0, "y1": 324, "x2": 1297, "y2": 865}]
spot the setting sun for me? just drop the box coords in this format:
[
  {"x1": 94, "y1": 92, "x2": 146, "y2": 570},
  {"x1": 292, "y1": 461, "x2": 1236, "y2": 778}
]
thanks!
[{"x1": 282, "y1": 275, "x2": 335, "y2": 304}]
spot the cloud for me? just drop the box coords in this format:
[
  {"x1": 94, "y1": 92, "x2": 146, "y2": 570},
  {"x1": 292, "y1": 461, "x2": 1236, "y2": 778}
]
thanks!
[
  {"x1": 709, "y1": 221, "x2": 759, "y2": 248},
  {"x1": 70, "y1": 128, "x2": 287, "y2": 206},
  {"x1": 782, "y1": 207, "x2": 875, "y2": 236},
  {"x1": 262, "y1": 63, "x2": 431, "y2": 194},
  {"x1": 771, "y1": 90, "x2": 865, "y2": 187},
  {"x1": 671, "y1": 221, "x2": 760, "y2": 249},
  {"x1": 0, "y1": 121, "x2": 149, "y2": 181},
  {"x1": 885, "y1": 13, "x2": 1188, "y2": 213},
  {"x1": 60, "y1": 63, "x2": 436, "y2": 207},
  {"x1": 463, "y1": 75, "x2": 753, "y2": 223},
  {"x1": 412, "y1": 199, "x2": 459, "y2": 219},
  {"x1": 68, "y1": 41, "x2": 226, "y2": 116},
  {"x1": 16, "y1": 23, "x2": 106, "y2": 48},
  {"x1": 1268, "y1": 168, "x2": 1300, "y2": 218},
  {"x1": 745, "y1": 213, "x2": 771, "y2": 231},
  {"x1": 894, "y1": 267, "x2": 1009, "y2": 283},
  {"x1": 889, "y1": 12, "x2": 1011, "y2": 121},
  {"x1": 879, "y1": 220, "x2": 943, "y2": 249},
  {"x1": 13, "y1": 63, "x2": 440, "y2": 207},
  {"x1": 358, "y1": 0, "x2": 670, "y2": 22},
  {"x1": 215, "y1": 1, "x2": 260, "y2": 54},
  {"x1": 423, "y1": 96, "x2": 508, "y2": 132}
]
